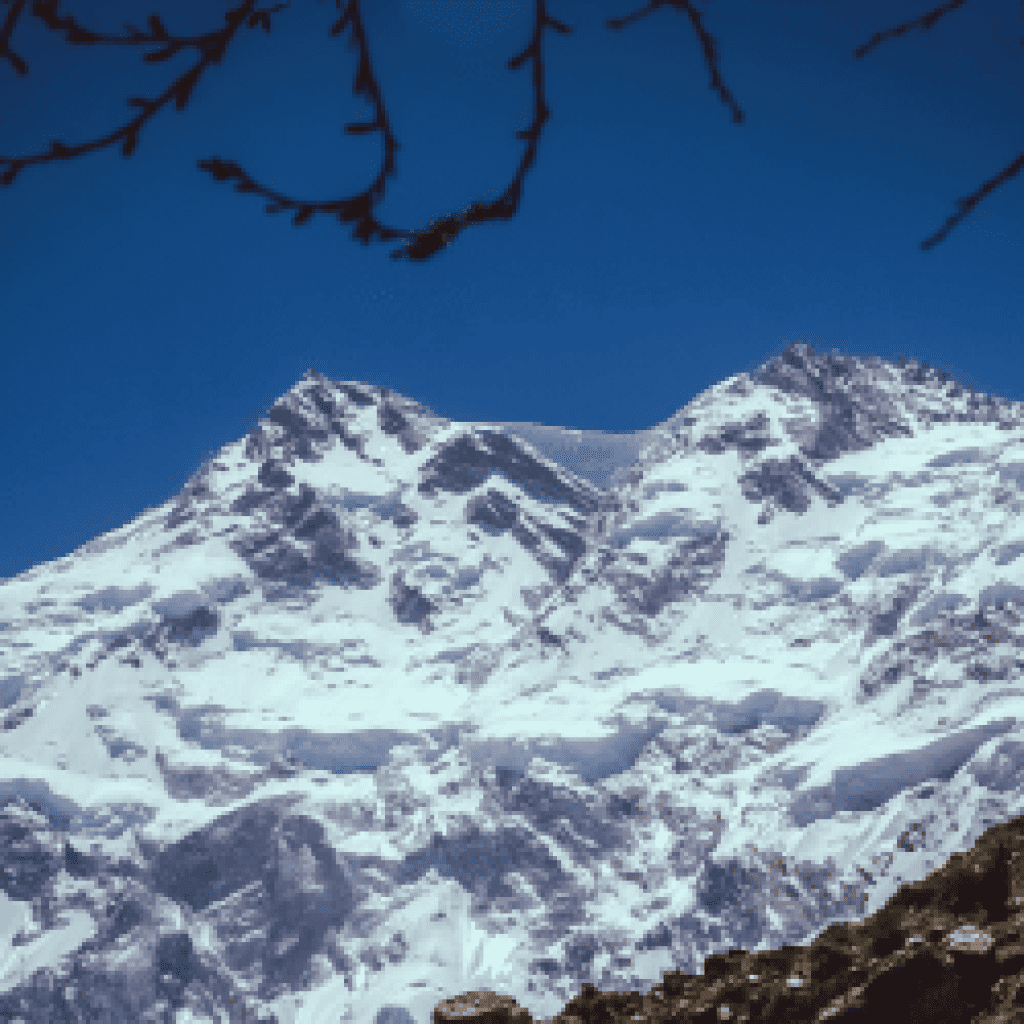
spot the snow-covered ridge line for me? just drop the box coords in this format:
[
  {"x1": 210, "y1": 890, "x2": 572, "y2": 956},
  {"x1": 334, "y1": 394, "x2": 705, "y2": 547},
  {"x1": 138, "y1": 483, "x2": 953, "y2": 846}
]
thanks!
[{"x1": 0, "y1": 342, "x2": 1022, "y2": 1024}]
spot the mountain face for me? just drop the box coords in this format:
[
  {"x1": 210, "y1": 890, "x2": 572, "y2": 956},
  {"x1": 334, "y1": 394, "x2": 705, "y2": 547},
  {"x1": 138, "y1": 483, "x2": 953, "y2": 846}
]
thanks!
[
  {"x1": 0, "y1": 343, "x2": 1023, "y2": 1024},
  {"x1": 435, "y1": 811, "x2": 1024, "y2": 1023}
]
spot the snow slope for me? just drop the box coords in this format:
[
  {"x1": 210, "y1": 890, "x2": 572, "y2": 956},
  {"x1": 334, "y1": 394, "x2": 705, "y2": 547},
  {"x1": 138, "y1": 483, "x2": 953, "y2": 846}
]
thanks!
[{"x1": 0, "y1": 343, "x2": 1022, "y2": 1024}]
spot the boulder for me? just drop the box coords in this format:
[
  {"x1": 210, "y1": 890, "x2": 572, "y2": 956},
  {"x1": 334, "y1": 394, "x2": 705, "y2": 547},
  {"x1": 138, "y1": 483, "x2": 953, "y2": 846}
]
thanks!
[
  {"x1": 434, "y1": 812, "x2": 1024, "y2": 1023},
  {"x1": 434, "y1": 990, "x2": 534, "y2": 1022}
]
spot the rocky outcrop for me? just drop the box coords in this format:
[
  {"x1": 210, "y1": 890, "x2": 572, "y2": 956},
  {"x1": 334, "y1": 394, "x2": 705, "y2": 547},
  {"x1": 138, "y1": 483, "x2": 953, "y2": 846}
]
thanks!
[{"x1": 433, "y1": 812, "x2": 1024, "y2": 1023}]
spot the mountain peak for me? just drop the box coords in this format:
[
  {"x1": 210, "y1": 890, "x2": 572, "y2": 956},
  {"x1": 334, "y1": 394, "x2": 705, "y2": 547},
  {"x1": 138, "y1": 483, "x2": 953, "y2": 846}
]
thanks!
[{"x1": 1, "y1": 346, "x2": 1023, "y2": 1024}]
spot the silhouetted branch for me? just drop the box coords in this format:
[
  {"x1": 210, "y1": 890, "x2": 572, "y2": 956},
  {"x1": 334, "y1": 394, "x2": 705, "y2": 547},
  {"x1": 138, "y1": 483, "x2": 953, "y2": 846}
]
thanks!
[
  {"x1": 606, "y1": 0, "x2": 744, "y2": 124},
  {"x1": 0, "y1": 0, "x2": 741, "y2": 262},
  {"x1": 0, "y1": 0, "x2": 1014, "y2": 257},
  {"x1": 195, "y1": 0, "x2": 413, "y2": 256},
  {"x1": 853, "y1": 0, "x2": 967, "y2": 61},
  {"x1": 853, "y1": 0, "x2": 1021, "y2": 250},
  {"x1": 0, "y1": 0, "x2": 29, "y2": 76},
  {"x1": 919, "y1": 152, "x2": 1024, "y2": 251},
  {"x1": 0, "y1": 0, "x2": 287, "y2": 181},
  {"x1": 198, "y1": 0, "x2": 578, "y2": 260}
]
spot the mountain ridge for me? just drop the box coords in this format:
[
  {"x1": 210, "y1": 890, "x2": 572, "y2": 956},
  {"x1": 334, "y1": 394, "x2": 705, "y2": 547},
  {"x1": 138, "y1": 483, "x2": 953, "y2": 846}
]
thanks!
[{"x1": 0, "y1": 342, "x2": 1022, "y2": 1024}]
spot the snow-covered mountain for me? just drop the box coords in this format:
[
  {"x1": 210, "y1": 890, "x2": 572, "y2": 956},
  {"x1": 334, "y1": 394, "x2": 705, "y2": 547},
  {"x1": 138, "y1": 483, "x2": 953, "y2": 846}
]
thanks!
[{"x1": 1, "y1": 342, "x2": 1022, "y2": 1024}]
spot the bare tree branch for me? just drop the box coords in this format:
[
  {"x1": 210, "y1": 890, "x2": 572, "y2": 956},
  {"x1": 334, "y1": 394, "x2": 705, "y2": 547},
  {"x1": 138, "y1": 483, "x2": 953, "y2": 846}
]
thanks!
[
  {"x1": 0, "y1": 0, "x2": 29, "y2": 76},
  {"x1": 0, "y1": 1, "x2": 287, "y2": 176},
  {"x1": 0, "y1": 0, "x2": 740, "y2": 261},
  {"x1": 918, "y1": 152, "x2": 1024, "y2": 251},
  {"x1": 0, "y1": 0, "x2": 1017, "y2": 258},
  {"x1": 853, "y1": 0, "x2": 1022, "y2": 251},
  {"x1": 198, "y1": 0, "x2": 580, "y2": 260},
  {"x1": 606, "y1": 0, "x2": 743, "y2": 124},
  {"x1": 853, "y1": 0, "x2": 968, "y2": 60}
]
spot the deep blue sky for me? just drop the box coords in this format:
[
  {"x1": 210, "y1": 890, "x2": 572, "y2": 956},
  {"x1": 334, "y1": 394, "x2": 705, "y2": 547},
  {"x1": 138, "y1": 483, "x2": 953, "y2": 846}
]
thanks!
[{"x1": 2, "y1": 0, "x2": 1022, "y2": 580}]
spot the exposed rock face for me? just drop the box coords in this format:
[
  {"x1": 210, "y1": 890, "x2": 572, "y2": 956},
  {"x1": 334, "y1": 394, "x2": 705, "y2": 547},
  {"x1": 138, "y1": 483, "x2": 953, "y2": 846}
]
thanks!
[{"x1": 433, "y1": 812, "x2": 1024, "y2": 1023}]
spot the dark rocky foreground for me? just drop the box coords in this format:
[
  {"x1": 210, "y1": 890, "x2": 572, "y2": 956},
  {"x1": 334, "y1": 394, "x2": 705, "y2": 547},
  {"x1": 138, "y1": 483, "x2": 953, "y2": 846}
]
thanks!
[{"x1": 433, "y1": 813, "x2": 1024, "y2": 1024}]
